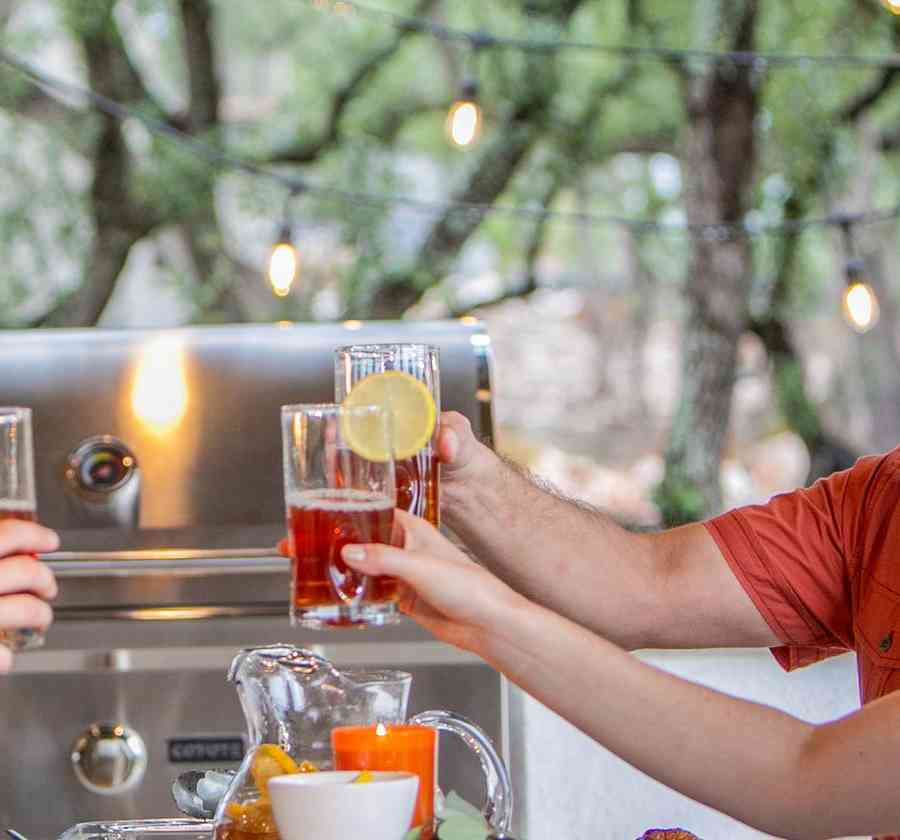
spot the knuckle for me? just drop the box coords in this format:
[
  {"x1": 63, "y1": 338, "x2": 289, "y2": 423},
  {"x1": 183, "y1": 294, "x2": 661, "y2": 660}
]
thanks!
[{"x1": 42, "y1": 565, "x2": 58, "y2": 598}]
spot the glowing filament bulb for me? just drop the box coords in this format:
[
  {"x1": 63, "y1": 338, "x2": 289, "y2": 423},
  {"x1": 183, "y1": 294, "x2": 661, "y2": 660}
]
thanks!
[
  {"x1": 843, "y1": 282, "x2": 879, "y2": 333},
  {"x1": 447, "y1": 93, "x2": 482, "y2": 148},
  {"x1": 269, "y1": 241, "x2": 298, "y2": 297},
  {"x1": 131, "y1": 339, "x2": 189, "y2": 433}
]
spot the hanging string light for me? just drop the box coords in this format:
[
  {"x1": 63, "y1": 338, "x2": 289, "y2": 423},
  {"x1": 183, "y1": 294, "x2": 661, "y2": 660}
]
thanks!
[
  {"x1": 447, "y1": 37, "x2": 485, "y2": 148},
  {"x1": 839, "y1": 221, "x2": 880, "y2": 333},
  {"x1": 447, "y1": 80, "x2": 482, "y2": 148},
  {"x1": 268, "y1": 189, "x2": 302, "y2": 297},
  {"x1": 881, "y1": 0, "x2": 900, "y2": 15}
]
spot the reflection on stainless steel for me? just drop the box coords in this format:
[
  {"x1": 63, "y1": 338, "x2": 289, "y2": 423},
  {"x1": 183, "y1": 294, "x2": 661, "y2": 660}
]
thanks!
[
  {"x1": 172, "y1": 770, "x2": 234, "y2": 819},
  {"x1": 71, "y1": 722, "x2": 148, "y2": 795},
  {"x1": 0, "y1": 321, "x2": 501, "y2": 837},
  {"x1": 130, "y1": 338, "x2": 189, "y2": 434},
  {"x1": 58, "y1": 820, "x2": 213, "y2": 840}
]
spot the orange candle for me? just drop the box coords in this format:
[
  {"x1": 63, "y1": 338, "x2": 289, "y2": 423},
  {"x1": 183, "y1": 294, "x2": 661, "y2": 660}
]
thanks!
[{"x1": 332, "y1": 723, "x2": 436, "y2": 830}]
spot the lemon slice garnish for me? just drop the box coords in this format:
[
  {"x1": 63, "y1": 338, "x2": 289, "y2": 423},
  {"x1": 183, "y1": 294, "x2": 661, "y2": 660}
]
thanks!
[
  {"x1": 250, "y1": 743, "x2": 301, "y2": 797},
  {"x1": 256, "y1": 743, "x2": 300, "y2": 774},
  {"x1": 352, "y1": 770, "x2": 375, "y2": 784},
  {"x1": 341, "y1": 371, "x2": 436, "y2": 461}
]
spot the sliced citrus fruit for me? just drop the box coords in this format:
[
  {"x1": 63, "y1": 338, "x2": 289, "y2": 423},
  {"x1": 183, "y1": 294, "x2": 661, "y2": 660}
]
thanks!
[
  {"x1": 341, "y1": 370, "x2": 436, "y2": 461},
  {"x1": 250, "y1": 744, "x2": 300, "y2": 797},
  {"x1": 256, "y1": 743, "x2": 300, "y2": 774},
  {"x1": 352, "y1": 770, "x2": 375, "y2": 784}
]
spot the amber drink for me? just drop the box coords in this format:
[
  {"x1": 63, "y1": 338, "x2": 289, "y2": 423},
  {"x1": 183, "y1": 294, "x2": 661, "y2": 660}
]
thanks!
[
  {"x1": 281, "y1": 403, "x2": 399, "y2": 629},
  {"x1": 0, "y1": 501, "x2": 36, "y2": 522},
  {"x1": 288, "y1": 489, "x2": 398, "y2": 620}
]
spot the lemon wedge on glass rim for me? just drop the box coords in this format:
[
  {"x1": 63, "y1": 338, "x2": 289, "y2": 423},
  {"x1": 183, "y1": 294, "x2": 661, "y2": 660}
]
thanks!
[{"x1": 341, "y1": 370, "x2": 436, "y2": 462}]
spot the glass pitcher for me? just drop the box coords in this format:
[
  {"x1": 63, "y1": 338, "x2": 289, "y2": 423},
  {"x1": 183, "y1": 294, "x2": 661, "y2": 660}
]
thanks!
[{"x1": 213, "y1": 645, "x2": 512, "y2": 839}]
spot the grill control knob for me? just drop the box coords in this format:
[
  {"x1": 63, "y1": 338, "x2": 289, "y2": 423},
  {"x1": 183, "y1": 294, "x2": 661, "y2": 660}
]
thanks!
[{"x1": 71, "y1": 723, "x2": 147, "y2": 795}]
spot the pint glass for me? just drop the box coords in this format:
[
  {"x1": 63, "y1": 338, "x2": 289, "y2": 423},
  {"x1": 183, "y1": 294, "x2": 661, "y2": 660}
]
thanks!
[
  {"x1": 281, "y1": 403, "x2": 399, "y2": 629},
  {"x1": 335, "y1": 344, "x2": 440, "y2": 527}
]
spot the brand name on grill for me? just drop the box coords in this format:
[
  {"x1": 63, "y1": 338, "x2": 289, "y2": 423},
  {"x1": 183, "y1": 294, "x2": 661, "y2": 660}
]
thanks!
[{"x1": 168, "y1": 737, "x2": 245, "y2": 763}]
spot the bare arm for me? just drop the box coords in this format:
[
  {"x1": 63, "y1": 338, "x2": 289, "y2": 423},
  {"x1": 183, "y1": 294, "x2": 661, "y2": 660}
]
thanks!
[
  {"x1": 439, "y1": 413, "x2": 777, "y2": 650},
  {"x1": 345, "y1": 515, "x2": 900, "y2": 840}
]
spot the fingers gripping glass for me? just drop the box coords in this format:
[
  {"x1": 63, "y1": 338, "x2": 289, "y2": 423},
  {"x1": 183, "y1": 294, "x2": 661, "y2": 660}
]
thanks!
[
  {"x1": 0, "y1": 407, "x2": 43, "y2": 652},
  {"x1": 281, "y1": 403, "x2": 400, "y2": 629}
]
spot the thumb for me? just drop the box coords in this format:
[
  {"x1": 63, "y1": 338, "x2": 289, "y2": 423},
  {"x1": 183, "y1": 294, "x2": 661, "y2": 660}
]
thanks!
[{"x1": 436, "y1": 412, "x2": 476, "y2": 470}]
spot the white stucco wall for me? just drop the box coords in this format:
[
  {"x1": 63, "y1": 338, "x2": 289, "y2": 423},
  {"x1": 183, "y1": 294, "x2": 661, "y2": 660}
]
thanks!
[{"x1": 506, "y1": 649, "x2": 861, "y2": 840}]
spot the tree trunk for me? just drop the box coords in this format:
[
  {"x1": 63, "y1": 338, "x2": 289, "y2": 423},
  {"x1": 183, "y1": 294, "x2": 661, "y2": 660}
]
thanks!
[
  {"x1": 657, "y1": 1, "x2": 760, "y2": 525},
  {"x1": 175, "y1": 0, "x2": 247, "y2": 322},
  {"x1": 41, "y1": 2, "x2": 158, "y2": 326}
]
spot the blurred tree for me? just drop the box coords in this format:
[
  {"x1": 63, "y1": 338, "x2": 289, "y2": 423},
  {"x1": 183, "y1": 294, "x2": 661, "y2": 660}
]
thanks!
[
  {"x1": 655, "y1": 0, "x2": 761, "y2": 525},
  {"x1": 2, "y1": 0, "x2": 900, "y2": 520}
]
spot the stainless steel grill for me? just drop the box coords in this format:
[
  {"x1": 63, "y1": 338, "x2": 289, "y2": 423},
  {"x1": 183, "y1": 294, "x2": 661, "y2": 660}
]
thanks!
[{"x1": 0, "y1": 321, "x2": 501, "y2": 839}]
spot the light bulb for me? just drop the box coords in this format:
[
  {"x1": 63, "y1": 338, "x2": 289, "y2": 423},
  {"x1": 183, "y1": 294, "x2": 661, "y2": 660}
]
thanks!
[
  {"x1": 881, "y1": 0, "x2": 900, "y2": 14},
  {"x1": 447, "y1": 78, "x2": 482, "y2": 148},
  {"x1": 842, "y1": 281, "x2": 879, "y2": 332},
  {"x1": 447, "y1": 99, "x2": 482, "y2": 148},
  {"x1": 269, "y1": 236, "x2": 298, "y2": 298}
]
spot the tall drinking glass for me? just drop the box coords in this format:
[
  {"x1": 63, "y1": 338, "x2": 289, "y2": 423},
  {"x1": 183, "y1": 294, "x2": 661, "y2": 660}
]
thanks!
[
  {"x1": 0, "y1": 407, "x2": 43, "y2": 651},
  {"x1": 335, "y1": 344, "x2": 440, "y2": 527},
  {"x1": 281, "y1": 403, "x2": 400, "y2": 629}
]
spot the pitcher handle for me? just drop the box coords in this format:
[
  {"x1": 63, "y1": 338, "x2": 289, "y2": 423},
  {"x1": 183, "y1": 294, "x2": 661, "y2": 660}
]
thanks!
[{"x1": 408, "y1": 709, "x2": 513, "y2": 834}]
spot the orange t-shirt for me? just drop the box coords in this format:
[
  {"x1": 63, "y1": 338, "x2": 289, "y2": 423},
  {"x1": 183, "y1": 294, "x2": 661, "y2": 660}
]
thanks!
[{"x1": 705, "y1": 446, "x2": 900, "y2": 838}]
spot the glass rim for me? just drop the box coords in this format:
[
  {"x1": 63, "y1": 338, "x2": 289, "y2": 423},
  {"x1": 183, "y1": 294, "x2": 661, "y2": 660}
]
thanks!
[
  {"x1": 334, "y1": 343, "x2": 439, "y2": 356},
  {"x1": 0, "y1": 407, "x2": 31, "y2": 421},
  {"x1": 342, "y1": 668, "x2": 413, "y2": 686},
  {"x1": 280, "y1": 402, "x2": 389, "y2": 416}
]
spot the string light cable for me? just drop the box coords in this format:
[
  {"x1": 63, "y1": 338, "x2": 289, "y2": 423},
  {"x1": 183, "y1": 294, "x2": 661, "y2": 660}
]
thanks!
[
  {"x1": 314, "y1": 0, "x2": 900, "y2": 70},
  {"x1": 1, "y1": 46, "x2": 900, "y2": 240}
]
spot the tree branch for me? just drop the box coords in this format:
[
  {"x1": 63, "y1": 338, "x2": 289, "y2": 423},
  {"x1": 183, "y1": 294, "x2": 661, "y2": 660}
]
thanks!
[
  {"x1": 882, "y1": 124, "x2": 900, "y2": 153},
  {"x1": 179, "y1": 0, "x2": 220, "y2": 131},
  {"x1": 837, "y1": 19, "x2": 900, "y2": 125},
  {"x1": 265, "y1": 0, "x2": 438, "y2": 164},
  {"x1": 368, "y1": 3, "x2": 654, "y2": 318}
]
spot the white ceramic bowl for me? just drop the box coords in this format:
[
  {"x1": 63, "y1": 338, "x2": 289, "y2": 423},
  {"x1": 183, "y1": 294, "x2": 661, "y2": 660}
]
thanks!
[{"x1": 268, "y1": 770, "x2": 419, "y2": 840}]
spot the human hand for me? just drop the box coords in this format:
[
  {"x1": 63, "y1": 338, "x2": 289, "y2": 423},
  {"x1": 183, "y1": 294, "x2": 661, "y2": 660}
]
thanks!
[
  {"x1": 435, "y1": 411, "x2": 497, "y2": 525},
  {"x1": 341, "y1": 509, "x2": 523, "y2": 653},
  {"x1": 0, "y1": 520, "x2": 59, "y2": 672}
]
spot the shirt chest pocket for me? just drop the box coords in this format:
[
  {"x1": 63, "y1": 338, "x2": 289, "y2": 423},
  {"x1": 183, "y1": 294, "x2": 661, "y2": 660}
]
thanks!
[{"x1": 855, "y1": 578, "x2": 900, "y2": 698}]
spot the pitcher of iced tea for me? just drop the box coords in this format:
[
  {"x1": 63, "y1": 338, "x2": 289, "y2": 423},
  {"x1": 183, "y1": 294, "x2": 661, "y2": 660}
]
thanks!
[{"x1": 213, "y1": 646, "x2": 512, "y2": 840}]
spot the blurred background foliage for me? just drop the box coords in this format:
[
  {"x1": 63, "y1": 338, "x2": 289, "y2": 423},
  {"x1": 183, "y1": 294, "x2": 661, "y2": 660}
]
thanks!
[{"x1": 2, "y1": 0, "x2": 900, "y2": 524}]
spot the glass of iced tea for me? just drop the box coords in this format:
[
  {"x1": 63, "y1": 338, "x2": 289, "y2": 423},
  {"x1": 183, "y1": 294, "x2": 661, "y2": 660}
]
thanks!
[
  {"x1": 0, "y1": 406, "x2": 43, "y2": 651},
  {"x1": 335, "y1": 344, "x2": 440, "y2": 527},
  {"x1": 281, "y1": 403, "x2": 400, "y2": 629}
]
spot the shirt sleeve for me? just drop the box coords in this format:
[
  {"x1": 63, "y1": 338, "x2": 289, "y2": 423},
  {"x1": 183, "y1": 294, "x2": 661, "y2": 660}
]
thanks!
[{"x1": 704, "y1": 449, "x2": 900, "y2": 671}]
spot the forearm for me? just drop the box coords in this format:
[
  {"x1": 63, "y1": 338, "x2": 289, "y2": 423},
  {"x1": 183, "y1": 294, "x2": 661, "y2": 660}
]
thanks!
[
  {"x1": 444, "y1": 448, "x2": 664, "y2": 648},
  {"x1": 479, "y1": 596, "x2": 890, "y2": 840}
]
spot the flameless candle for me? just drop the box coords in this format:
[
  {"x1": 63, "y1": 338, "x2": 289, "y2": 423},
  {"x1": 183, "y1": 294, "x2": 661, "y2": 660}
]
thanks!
[{"x1": 332, "y1": 723, "x2": 436, "y2": 830}]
